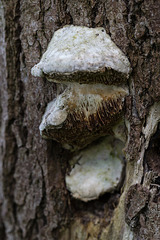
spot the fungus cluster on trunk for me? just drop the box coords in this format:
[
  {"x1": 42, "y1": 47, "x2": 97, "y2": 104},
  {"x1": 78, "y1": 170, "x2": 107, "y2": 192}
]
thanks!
[{"x1": 31, "y1": 25, "x2": 131, "y2": 202}]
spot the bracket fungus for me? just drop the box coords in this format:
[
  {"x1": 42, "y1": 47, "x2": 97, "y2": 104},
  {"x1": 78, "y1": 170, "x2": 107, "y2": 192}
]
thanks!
[
  {"x1": 31, "y1": 25, "x2": 131, "y2": 151},
  {"x1": 65, "y1": 136, "x2": 124, "y2": 202},
  {"x1": 39, "y1": 84, "x2": 128, "y2": 150},
  {"x1": 31, "y1": 25, "x2": 131, "y2": 85},
  {"x1": 31, "y1": 25, "x2": 131, "y2": 201}
]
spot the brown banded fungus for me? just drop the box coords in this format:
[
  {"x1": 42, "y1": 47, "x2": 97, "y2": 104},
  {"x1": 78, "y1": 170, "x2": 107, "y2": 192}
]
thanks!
[
  {"x1": 39, "y1": 84, "x2": 127, "y2": 150},
  {"x1": 31, "y1": 25, "x2": 131, "y2": 150}
]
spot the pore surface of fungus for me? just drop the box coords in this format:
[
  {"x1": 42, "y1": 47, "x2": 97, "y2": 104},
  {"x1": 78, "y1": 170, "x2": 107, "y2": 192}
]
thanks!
[
  {"x1": 65, "y1": 136, "x2": 124, "y2": 202},
  {"x1": 31, "y1": 25, "x2": 131, "y2": 85}
]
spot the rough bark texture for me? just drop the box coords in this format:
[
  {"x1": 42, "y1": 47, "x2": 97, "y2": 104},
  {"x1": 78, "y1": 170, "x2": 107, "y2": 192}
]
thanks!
[{"x1": 0, "y1": 0, "x2": 160, "y2": 240}]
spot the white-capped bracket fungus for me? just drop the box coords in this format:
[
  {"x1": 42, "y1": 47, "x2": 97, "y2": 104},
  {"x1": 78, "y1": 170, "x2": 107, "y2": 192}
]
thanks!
[
  {"x1": 31, "y1": 25, "x2": 131, "y2": 85},
  {"x1": 65, "y1": 136, "x2": 124, "y2": 202},
  {"x1": 39, "y1": 83, "x2": 128, "y2": 150},
  {"x1": 31, "y1": 25, "x2": 131, "y2": 151}
]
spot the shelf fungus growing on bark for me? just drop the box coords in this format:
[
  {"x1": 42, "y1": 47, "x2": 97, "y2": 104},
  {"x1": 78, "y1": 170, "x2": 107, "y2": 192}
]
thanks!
[
  {"x1": 39, "y1": 84, "x2": 128, "y2": 150},
  {"x1": 31, "y1": 25, "x2": 131, "y2": 201},
  {"x1": 31, "y1": 25, "x2": 131, "y2": 85},
  {"x1": 31, "y1": 25, "x2": 131, "y2": 150},
  {"x1": 65, "y1": 136, "x2": 124, "y2": 202}
]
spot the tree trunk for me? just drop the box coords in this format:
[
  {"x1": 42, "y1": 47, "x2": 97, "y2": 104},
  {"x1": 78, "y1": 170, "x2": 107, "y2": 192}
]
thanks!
[{"x1": 0, "y1": 0, "x2": 160, "y2": 239}]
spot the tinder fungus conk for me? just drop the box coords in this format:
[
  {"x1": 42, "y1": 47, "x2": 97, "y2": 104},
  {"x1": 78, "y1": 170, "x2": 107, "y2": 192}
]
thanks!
[
  {"x1": 65, "y1": 136, "x2": 124, "y2": 202},
  {"x1": 31, "y1": 25, "x2": 131, "y2": 150},
  {"x1": 31, "y1": 25, "x2": 131, "y2": 85},
  {"x1": 39, "y1": 84, "x2": 128, "y2": 150}
]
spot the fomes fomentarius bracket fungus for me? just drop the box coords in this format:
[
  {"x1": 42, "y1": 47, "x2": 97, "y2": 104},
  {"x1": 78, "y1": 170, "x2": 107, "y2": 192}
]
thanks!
[
  {"x1": 65, "y1": 136, "x2": 124, "y2": 202},
  {"x1": 39, "y1": 84, "x2": 127, "y2": 150},
  {"x1": 31, "y1": 25, "x2": 131, "y2": 151},
  {"x1": 31, "y1": 25, "x2": 131, "y2": 201},
  {"x1": 31, "y1": 25, "x2": 130, "y2": 85}
]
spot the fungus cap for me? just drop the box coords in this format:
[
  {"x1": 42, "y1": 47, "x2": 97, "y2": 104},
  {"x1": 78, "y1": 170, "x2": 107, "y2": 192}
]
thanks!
[
  {"x1": 31, "y1": 25, "x2": 131, "y2": 84},
  {"x1": 65, "y1": 136, "x2": 124, "y2": 202},
  {"x1": 39, "y1": 83, "x2": 128, "y2": 150}
]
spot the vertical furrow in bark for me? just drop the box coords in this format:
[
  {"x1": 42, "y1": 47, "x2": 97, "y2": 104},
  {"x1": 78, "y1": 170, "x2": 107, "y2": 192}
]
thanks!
[
  {"x1": 0, "y1": 0, "x2": 24, "y2": 239},
  {"x1": 0, "y1": 1, "x2": 7, "y2": 239}
]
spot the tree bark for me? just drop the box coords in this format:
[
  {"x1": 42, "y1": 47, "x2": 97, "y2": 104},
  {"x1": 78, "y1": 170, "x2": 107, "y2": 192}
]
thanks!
[{"x1": 0, "y1": 0, "x2": 160, "y2": 239}]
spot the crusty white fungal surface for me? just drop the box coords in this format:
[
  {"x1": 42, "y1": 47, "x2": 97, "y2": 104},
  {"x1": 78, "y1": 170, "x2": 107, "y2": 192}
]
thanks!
[
  {"x1": 65, "y1": 136, "x2": 124, "y2": 202},
  {"x1": 31, "y1": 25, "x2": 131, "y2": 80}
]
